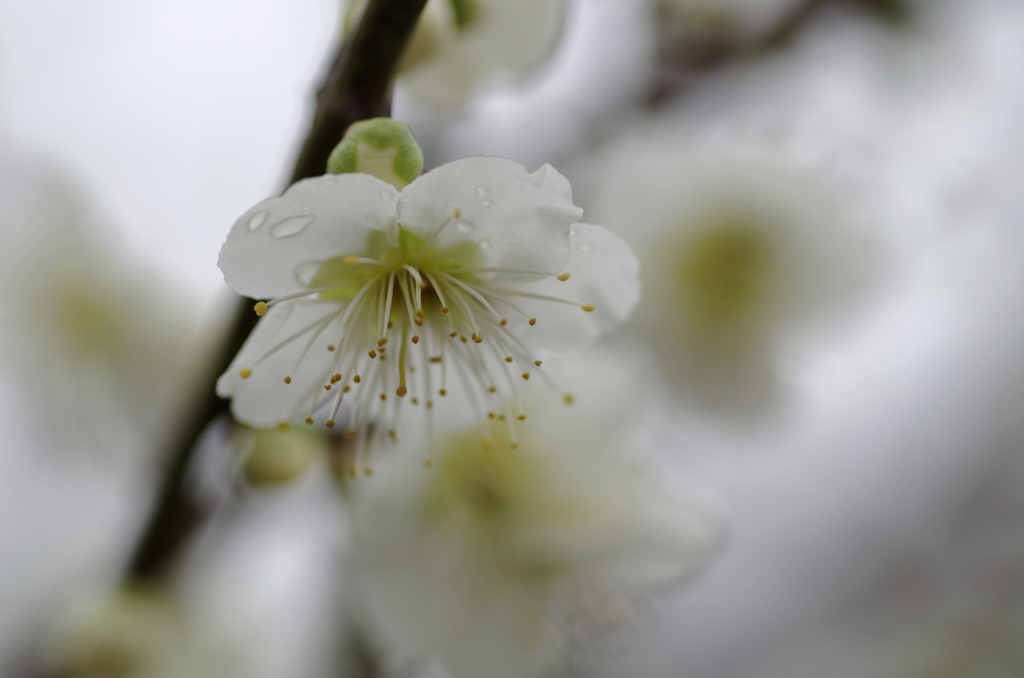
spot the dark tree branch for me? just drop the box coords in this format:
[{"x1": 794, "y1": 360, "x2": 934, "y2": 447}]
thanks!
[{"x1": 124, "y1": 0, "x2": 429, "y2": 582}]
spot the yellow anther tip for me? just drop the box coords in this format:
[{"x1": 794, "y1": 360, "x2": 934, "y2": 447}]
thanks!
[
  {"x1": 453, "y1": 208, "x2": 462, "y2": 218},
  {"x1": 378, "y1": 337, "x2": 388, "y2": 347},
  {"x1": 305, "y1": 417, "x2": 314, "y2": 424},
  {"x1": 581, "y1": 304, "x2": 596, "y2": 313},
  {"x1": 326, "y1": 419, "x2": 335, "y2": 428},
  {"x1": 441, "y1": 307, "x2": 450, "y2": 314},
  {"x1": 364, "y1": 468, "x2": 374, "y2": 477},
  {"x1": 353, "y1": 375, "x2": 361, "y2": 383},
  {"x1": 518, "y1": 414, "x2": 526, "y2": 421},
  {"x1": 412, "y1": 335, "x2": 420, "y2": 344},
  {"x1": 239, "y1": 368, "x2": 253, "y2": 379},
  {"x1": 500, "y1": 318, "x2": 508, "y2": 326},
  {"x1": 254, "y1": 301, "x2": 269, "y2": 316},
  {"x1": 343, "y1": 255, "x2": 359, "y2": 266},
  {"x1": 529, "y1": 318, "x2": 537, "y2": 326},
  {"x1": 534, "y1": 360, "x2": 542, "y2": 366},
  {"x1": 564, "y1": 394, "x2": 575, "y2": 405},
  {"x1": 283, "y1": 376, "x2": 292, "y2": 384},
  {"x1": 327, "y1": 345, "x2": 335, "y2": 351},
  {"x1": 439, "y1": 389, "x2": 447, "y2": 396},
  {"x1": 277, "y1": 422, "x2": 289, "y2": 430},
  {"x1": 505, "y1": 357, "x2": 513, "y2": 363},
  {"x1": 324, "y1": 384, "x2": 332, "y2": 391},
  {"x1": 369, "y1": 350, "x2": 377, "y2": 359},
  {"x1": 522, "y1": 373, "x2": 530, "y2": 380},
  {"x1": 396, "y1": 386, "x2": 408, "y2": 397},
  {"x1": 557, "y1": 272, "x2": 571, "y2": 281}
]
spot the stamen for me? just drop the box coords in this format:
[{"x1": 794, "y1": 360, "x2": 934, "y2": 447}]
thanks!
[
  {"x1": 239, "y1": 368, "x2": 252, "y2": 379},
  {"x1": 417, "y1": 212, "x2": 457, "y2": 263},
  {"x1": 397, "y1": 327, "x2": 409, "y2": 397},
  {"x1": 484, "y1": 288, "x2": 589, "y2": 307},
  {"x1": 254, "y1": 301, "x2": 269, "y2": 316},
  {"x1": 344, "y1": 256, "x2": 387, "y2": 267},
  {"x1": 422, "y1": 271, "x2": 455, "y2": 332},
  {"x1": 380, "y1": 272, "x2": 396, "y2": 344},
  {"x1": 557, "y1": 272, "x2": 571, "y2": 281},
  {"x1": 266, "y1": 279, "x2": 366, "y2": 307}
]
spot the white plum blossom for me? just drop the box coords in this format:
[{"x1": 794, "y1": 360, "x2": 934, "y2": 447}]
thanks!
[
  {"x1": 351, "y1": 352, "x2": 720, "y2": 678},
  {"x1": 216, "y1": 156, "x2": 639, "y2": 455},
  {"x1": 587, "y1": 133, "x2": 873, "y2": 415},
  {"x1": 346, "y1": 0, "x2": 566, "y2": 110}
]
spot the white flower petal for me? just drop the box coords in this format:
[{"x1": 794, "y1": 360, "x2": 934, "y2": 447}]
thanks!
[
  {"x1": 397, "y1": 157, "x2": 583, "y2": 277},
  {"x1": 217, "y1": 301, "x2": 342, "y2": 427},
  {"x1": 501, "y1": 223, "x2": 640, "y2": 358},
  {"x1": 218, "y1": 174, "x2": 399, "y2": 299}
]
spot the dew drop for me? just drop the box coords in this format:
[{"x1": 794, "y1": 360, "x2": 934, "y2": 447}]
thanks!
[
  {"x1": 270, "y1": 215, "x2": 315, "y2": 238},
  {"x1": 481, "y1": 200, "x2": 492, "y2": 207},
  {"x1": 248, "y1": 212, "x2": 268, "y2": 231},
  {"x1": 295, "y1": 261, "x2": 321, "y2": 286},
  {"x1": 476, "y1": 186, "x2": 487, "y2": 196},
  {"x1": 456, "y1": 221, "x2": 474, "y2": 234}
]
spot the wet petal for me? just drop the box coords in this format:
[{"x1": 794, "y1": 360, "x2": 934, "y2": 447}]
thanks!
[
  {"x1": 219, "y1": 174, "x2": 399, "y2": 299},
  {"x1": 398, "y1": 157, "x2": 582, "y2": 277}
]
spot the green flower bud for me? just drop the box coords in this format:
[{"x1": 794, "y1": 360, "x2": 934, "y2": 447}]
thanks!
[
  {"x1": 242, "y1": 429, "x2": 318, "y2": 487},
  {"x1": 327, "y1": 118, "x2": 424, "y2": 191}
]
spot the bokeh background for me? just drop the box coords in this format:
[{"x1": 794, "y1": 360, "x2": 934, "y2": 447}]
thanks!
[{"x1": 2, "y1": 0, "x2": 1024, "y2": 676}]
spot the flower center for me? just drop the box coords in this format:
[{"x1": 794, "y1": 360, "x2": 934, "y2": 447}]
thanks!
[{"x1": 674, "y1": 220, "x2": 776, "y2": 332}]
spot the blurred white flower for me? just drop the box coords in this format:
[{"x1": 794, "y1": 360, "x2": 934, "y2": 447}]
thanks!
[
  {"x1": 351, "y1": 353, "x2": 719, "y2": 678},
  {"x1": 43, "y1": 587, "x2": 233, "y2": 678},
  {"x1": 0, "y1": 147, "x2": 202, "y2": 453},
  {"x1": 588, "y1": 135, "x2": 872, "y2": 415},
  {"x1": 217, "y1": 156, "x2": 638, "y2": 451},
  {"x1": 346, "y1": 0, "x2": 566, "y2": 111}
]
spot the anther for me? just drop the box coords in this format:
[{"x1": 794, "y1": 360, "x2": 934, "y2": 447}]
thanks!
[
  {"x1": 332, "y1": 373, "x2": 341, "y2": 383},
  {"x1": 277, "y1": 422, "x2": 289, "y2": 430},
  {"x1": 427, "y1": 401, "x2": 434, "y2": 408},
  {"x1": 412, "y1": 335, "x2": 420, "y2": 344},
  {"x1": 364, "y1": 467, "x2": 374, "y2": 477},
  {"x1": 518, "y1": 414, "x2": 526, "y2": 421},
  {"x1": 369, "y1": 350, "x2": 377, "y2": 359},
  {"x1": 505, "y1": 356, "x2": 513, "y2": 363},
  {"x1": 380, "y1": 394, "x2": 387, "y2": 401},
  {"x1": 412, "y1": 398, "x2": 419, "y2": 404},
  {"x1": 500, "y1": 318, "x2": 508, "y2": 326},
  {"x1": 472, "y1": 333, "x2": 483, "y2": 343},
  {"x1": 581, "y1": 304, "x2": 596, "y2": 312},
  {"x1": 534, "y1": 360, "x2": 542, "y2": 366},
  {"x1": 439, "y1": 389, "x2": 447, "y2": 396},
  {"x1": 414, "y1": 318, "x2": 423, "y2": 326},
  {"x1": 353, "y1": 375, "x2": 362, "y2": 383},
  {"x1": 346, "y1": 429, "x2": 357, "y2": 438},
  {"x1": 488, "y1": 413, "x2": 495, "y2": 419},
  {"x1": 418, "y1": 281, "x2": 427, "y2": 290},
  {"x1": 378, "y1": 337, "x2": 388, "y2": 347},
  {"x1": 348, "y1": 466, "x2": 357, "y2": 477},
  {"x1": 284, "y1": 376, "x2": 292, "y2": 384},
  {"x1": 239, "y1": 368, "x2": 252, "y2": 379},
  {"x1": 254, "y1": 301, "x2": 268, "y2": 316},
  {"x1": 557, "y1": 272, "x2": 571, "y2": 281},
  {"x1": 453, "y1": 208, "x2": 462, "y2": 219},
  {"x1": 327, "y1": 345, "x2": 335, "y2": 351},
  {"x1": 343, "y1": 255, "x2": 359, "y2": 266},
  {"x1": 326, "y1": 419, "x2": 335, "y2": 428},
  {"x1": 529, "y1": 318, "x2": 537, "y2": 326},
  {"x1": 305, "y1": 417, "x2": 314, "y2": 424},
  {"x1": 342, "y1": 386, "x2": 351, "y2": 393},
  {"x1": 415, "y1": 309, "x2": 425, "y2": 318},
  {"x1": 460, "y1": 336, "x2": 468, "y2": 343},
  {"x1": 449, "y1": 332, "x2": 457, "y2": 338},
  {"x1": 396, "y1": 386, "x2": 408, "y2": 397},
  {"x1": 488, "y1": 387, "x2": 496, "y2": 393},
  {"x1": 324, "y1": 385, "x2": 332, "y2": 391},
  {"x1": 564, "y1": 394, "x2": 575, "y2": 405},
  {"x1": 441, "y1": 307, "x2": 450, "y2": 314},
  {"x1": 387, "y1": 320, "x2": 393, "y2": 329},
  {"x1": 522, "y1": 373, "x2": 530, "y2": 380}
]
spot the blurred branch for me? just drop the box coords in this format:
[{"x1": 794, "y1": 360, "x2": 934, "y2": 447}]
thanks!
[
  {"x1": 648, "y1": 0, "x2": 828, "y2": 104},
  {"x1": 124, "y1": 0, "x2": 428, "y2": 584}
]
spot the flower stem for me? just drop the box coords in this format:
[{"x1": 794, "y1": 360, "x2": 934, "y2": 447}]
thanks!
[{"x1": 126, "y1": 0, "x2": 430, "y2": 581}]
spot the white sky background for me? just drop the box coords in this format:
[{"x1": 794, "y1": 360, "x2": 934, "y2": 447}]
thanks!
[{"x1": 0, "y1": 0, "x2": 1023, "y2": 676}]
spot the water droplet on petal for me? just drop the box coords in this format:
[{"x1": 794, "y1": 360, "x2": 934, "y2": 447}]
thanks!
[
  {"x1": 295, "y1": 261, "x2": 321, "y2": 286},
  {"x1": 248, "y1": 212, "x2": 268, "y2": 230},
  {"x1": 476, "y1": 186, "x2": 487, "y2": 196},
  {"x1": 580, "y1": 243, "x2": 593, "y2": 252},
  {"x1": 481, "y1": 200, "x2": 492, "y2": 207},
  {"x1": 456, "y1": 221, "x2": 474, "y2": 234},
  {"x1": 270, "y1": 215, "x2": 315, "y2": 238}
]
